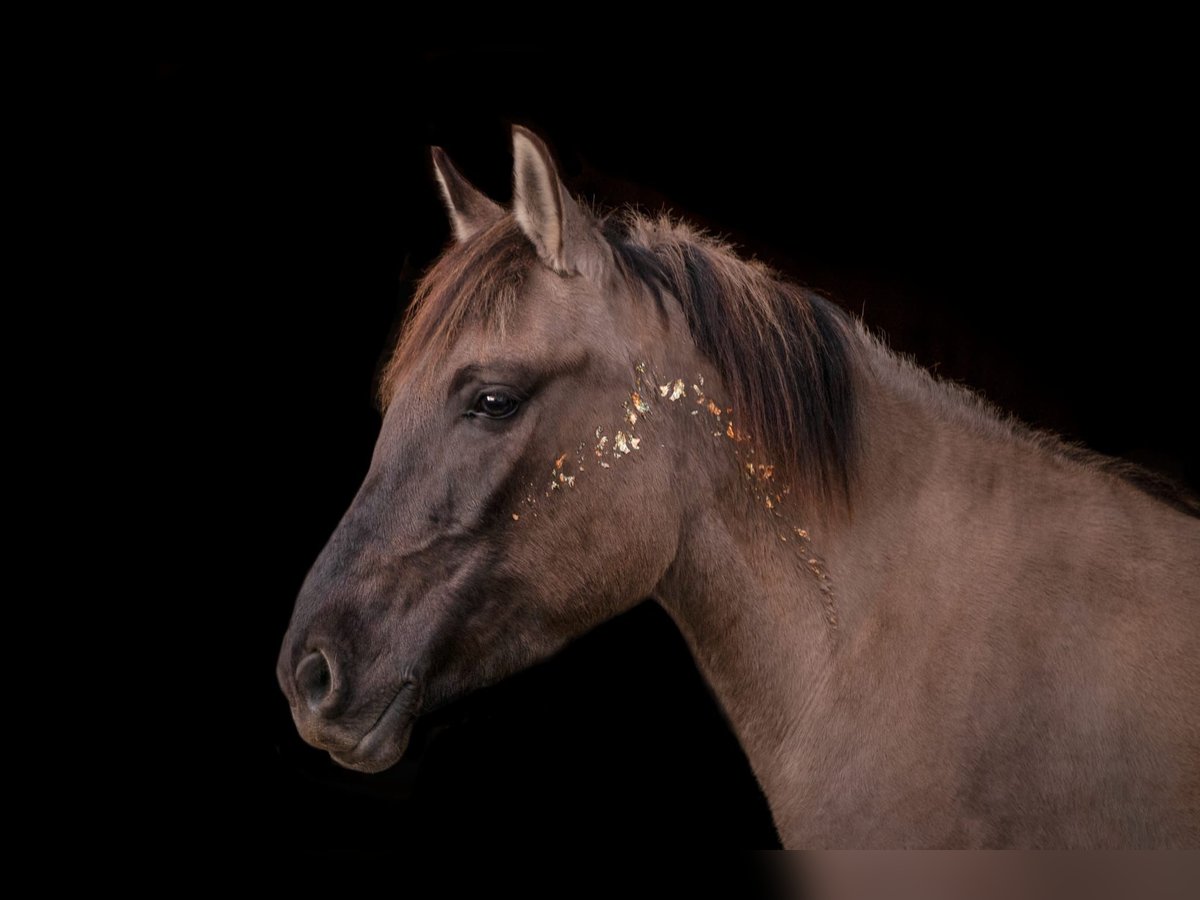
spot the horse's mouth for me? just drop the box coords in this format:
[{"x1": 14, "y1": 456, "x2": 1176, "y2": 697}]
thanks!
[{"x1": 330, "y1": 681, "x2": 421, "y2": 774}]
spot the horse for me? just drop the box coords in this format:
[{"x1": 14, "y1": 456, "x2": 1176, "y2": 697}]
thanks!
[{"x1": 277, "y1": 126, "x2": 1200, "y2": 848}]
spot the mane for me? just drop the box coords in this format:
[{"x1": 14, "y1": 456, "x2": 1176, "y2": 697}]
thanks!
[
  {"x1": 382, "y1": 210, "x2": 862, "y2": 509},
  {"x1": 606, "y1": 214, "x2": 861, "y2": 509},
  {"x1": 381, "y1": 205, "x2": 1196, "y2": 519}
]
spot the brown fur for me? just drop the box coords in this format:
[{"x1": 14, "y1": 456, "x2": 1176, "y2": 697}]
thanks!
[{"x1": 279, "y1": 130, "x2": 1200, "y2": 847}]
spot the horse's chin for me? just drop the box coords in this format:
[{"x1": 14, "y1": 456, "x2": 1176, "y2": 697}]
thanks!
[{"x1": 330, "y1": 681, "x2": 421, "y2": 774}]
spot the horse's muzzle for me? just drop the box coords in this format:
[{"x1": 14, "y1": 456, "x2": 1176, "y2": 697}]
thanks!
[
  {"x1": 279, "y1": 642, "x2": 422, "y2": 773},
  {"x1": 328, "y1": 681, "x2": 422, "y2": 773}
]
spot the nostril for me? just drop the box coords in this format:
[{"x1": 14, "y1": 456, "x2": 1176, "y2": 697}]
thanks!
[{"x1": 296, "y1": 649, "x2": 335, "y2": 712}]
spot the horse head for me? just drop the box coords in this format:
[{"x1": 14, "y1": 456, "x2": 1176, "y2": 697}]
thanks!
[{"x1": 277, "y1": 128, "x2": 705, "y2": 772}]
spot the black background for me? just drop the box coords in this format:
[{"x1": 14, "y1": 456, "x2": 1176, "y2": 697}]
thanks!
[{"x1": 153, "y1": 46, "x2": 1194, "y2": 861}]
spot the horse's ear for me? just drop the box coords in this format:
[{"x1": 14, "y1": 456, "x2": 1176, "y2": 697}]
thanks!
[
  {"x1": 511, "y1": 126, "x2": 609, "y2": 277},
  {"x1": 431, "y1": 146, "x2": 504, "y2": 242}
]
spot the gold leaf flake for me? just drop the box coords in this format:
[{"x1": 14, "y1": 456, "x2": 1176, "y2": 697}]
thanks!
[
  {"x1": 614, "y1": 431, "x2": 631, "y2": 453},
  {"x1": 707, "y1": 399, "x2": 721, "y2": 417},
  {"x1": 599, "y1": 461, "x2": 611, "y2": 469},
  {"x1": 726, "y1": 422, "x2": 735, "y2": 439},
  {"x1": 629, "y1": 437, "x2": 641, "y2": 450},
  {"x1": 555, "y1": 453, "x2": 567, "y2": 470},
  {"x1": 632, "y1": 391, "x2": 650, "y2": 413},
  {"x1": 658, "y1": 383, "x2": 671, "y2": 397},
  {"x1": 669, "y1": 379, "x2": 686, "y2": 401},
  {"x1": 512, "y1": 513, "x2": 520, "y2": 521}
]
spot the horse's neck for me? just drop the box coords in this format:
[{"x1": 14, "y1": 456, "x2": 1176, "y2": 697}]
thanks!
[
  {"x1": 653, "y1": 505, "x2": 841, "y2": 819},
  {"x1": 656, "y1": 339, "x2": 1199, "y2": 846},
  {"x1": 652, "y1": 348, "x2": 1059, "y2": 837}
]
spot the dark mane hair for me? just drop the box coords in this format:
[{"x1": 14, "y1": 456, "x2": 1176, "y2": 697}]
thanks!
[
  {"x1": 382, "y1": 211, "x2": 861, "y2": 508},
  {"x1": 382, "y1": 205, "x2": 1196, "y2": 518},
  {"x1": 606, "y1": 214, "x2": 860, "y2": 508}
]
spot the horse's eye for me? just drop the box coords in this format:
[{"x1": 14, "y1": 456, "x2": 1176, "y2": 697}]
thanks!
[{"x1": 470, "y1": 390, "x2": 520, "y2": 420}]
